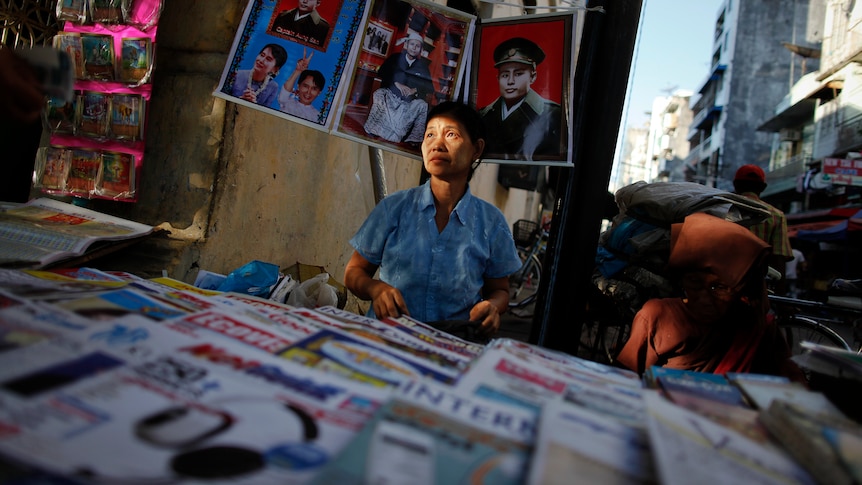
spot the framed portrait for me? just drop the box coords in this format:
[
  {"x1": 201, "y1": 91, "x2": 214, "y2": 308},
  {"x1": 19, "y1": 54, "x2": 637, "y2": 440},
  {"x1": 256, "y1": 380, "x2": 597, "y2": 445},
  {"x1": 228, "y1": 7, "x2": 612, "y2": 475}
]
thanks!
[
  {"x1": 362, "y1": 20, "x2": 394, "y2": 58},
  {"x1": 332, "y1": 0, "x2": 476, "y2": 160},
  {"x1": 468, "y1": 13, "x2": 579, "y2": 167},
  {"x1": 214, "y1": 0, "x2": 369, "y2": 130},
  {"x1": 267, "y1": 0, "x2": 343, "y2": 52}
]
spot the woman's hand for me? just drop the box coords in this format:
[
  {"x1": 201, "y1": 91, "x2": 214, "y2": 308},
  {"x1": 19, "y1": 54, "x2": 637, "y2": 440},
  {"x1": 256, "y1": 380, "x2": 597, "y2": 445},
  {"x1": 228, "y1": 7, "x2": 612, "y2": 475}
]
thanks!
[
  {"x1": 240, "y1": 88, "x2": 257, "y2": 103},
  {"x1": 344, "y1": 250, "x2": 409, "y2": 319},
  {"x1": 471, "y1": 276, "x2": 511, "y2": 335},
  {"x1": 469, "y1": 300, "x2": 501, "y2": 335},
  {"x1": 368, "y1": 280, "x2": 409, "y2": 319}
]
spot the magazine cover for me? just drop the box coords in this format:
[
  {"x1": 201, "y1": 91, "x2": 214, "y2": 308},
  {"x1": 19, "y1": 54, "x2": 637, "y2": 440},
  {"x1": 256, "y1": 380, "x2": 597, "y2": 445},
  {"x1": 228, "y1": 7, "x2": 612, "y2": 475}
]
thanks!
[
  {"x1": 528, "y1": 399, "x2": 656, "y2": 485},
  {"x1": 0, "y1": 314, "x2": 391, "y2": 484},
  {"x1": 214, "y1": 0, "x2": 369, "y2": 129},
  {"x1": 331, "y1": 0, "x2": 476, "y2": 160},
  {"x1": 468, "y1": 13, "x2": 577, "y2": 166},
  {"x1": 311, "y1": 396, "x2": 533, "y2": 484},
  {"x1": 279, "y1": 328, "x2": 462, "y2": 386},
  {"x1": 643, "y1": 391, "x2": 815, "y2": 485}
]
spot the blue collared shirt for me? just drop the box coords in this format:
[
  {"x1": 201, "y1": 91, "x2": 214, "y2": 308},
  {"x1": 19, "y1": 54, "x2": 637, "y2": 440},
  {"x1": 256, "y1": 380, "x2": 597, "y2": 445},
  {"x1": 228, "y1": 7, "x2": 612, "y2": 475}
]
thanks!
[{"x1": 350, "y1": 181, "x2": 522, "y2": 322}]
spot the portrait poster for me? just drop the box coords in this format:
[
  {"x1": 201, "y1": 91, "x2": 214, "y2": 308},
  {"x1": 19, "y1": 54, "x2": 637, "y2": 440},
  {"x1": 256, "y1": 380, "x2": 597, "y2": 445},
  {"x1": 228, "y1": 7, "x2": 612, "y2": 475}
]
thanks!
[
  {"x1": 214, "y1": 0, "x2": 369, "y2": 130},
  {"x1": 331, "y1": 0, "x2": 476, "y2": 160},
  {"x1": 469, "y1": 13, "x2": 577, "y2": 166}
]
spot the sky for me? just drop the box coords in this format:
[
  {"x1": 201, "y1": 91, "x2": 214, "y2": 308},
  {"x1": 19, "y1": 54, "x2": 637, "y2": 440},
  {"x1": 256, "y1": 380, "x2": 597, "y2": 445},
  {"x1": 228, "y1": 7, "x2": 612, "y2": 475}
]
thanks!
[{"x1": 615, "y1": 0, "x2": 724, "y2": 159}]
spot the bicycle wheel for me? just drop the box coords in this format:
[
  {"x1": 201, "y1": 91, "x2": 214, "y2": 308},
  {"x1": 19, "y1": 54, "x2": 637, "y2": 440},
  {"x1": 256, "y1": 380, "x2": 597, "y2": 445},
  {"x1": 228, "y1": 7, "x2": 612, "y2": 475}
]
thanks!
[
  {"x1": 509, "y1": 251, "x2": 541, "y2": 308},
  {"x1": 778, "y1": 315, "x2": 851, "y2": 357}
]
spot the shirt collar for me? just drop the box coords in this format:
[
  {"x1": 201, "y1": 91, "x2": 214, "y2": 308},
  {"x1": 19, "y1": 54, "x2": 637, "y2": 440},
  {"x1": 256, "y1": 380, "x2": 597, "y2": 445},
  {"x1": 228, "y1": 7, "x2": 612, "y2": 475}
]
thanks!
[{"x1": 418, "y1": 180, "x2": 476, "y2": 226}]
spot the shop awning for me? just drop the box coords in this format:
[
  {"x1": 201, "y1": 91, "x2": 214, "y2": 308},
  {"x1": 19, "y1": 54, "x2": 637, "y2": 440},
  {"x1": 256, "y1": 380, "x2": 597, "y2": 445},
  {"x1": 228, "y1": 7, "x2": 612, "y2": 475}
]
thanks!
[{"x1": 788, "y1": 209, "x2": 862, "y2": 241}]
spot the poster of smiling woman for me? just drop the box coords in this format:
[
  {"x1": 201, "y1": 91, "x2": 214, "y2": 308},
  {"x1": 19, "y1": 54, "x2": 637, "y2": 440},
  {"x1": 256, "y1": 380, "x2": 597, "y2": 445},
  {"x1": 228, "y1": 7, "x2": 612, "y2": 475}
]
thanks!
[
  {"x1": 469, "y1": 13, "x2": 578, "y2": 167},
  {"x1": 214, "y1": 0, "x2": 369, "y2": 130}
]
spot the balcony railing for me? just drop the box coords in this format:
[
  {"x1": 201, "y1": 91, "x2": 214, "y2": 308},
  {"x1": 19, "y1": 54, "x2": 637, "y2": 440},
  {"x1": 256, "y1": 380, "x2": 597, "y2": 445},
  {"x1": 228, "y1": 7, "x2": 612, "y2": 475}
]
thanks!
[{"x1": 769, "y1": 153, "x2": 811, "y2": 179}]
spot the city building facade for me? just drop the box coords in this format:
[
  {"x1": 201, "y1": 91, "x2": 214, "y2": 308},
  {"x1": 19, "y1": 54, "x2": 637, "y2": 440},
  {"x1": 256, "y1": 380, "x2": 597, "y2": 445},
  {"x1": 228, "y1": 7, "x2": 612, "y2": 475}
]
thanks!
[{"x1": 686, "y1": 0, "x2": 824, "y2": 193}]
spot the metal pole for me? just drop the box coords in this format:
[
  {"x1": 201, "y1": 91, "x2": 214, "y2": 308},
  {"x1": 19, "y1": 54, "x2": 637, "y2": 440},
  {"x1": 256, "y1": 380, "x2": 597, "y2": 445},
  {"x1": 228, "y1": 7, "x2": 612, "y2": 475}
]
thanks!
[
  {"x1": 369, "y1": 146, "x2": 388, "y2": 203},
  {"x1": 529, "y1": 0, "x2": 643, "y2": 353}
]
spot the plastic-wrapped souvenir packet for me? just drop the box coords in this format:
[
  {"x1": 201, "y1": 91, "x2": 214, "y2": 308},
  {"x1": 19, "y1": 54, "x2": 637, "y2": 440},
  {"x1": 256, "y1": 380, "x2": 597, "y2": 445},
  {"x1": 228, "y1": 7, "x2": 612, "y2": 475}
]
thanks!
[
  {"x1": 122, "y1": 0, "x2": 163, "y2": 31},
  {"x1": 110, "y1": 93, "x2": 144, "y2": 141},
  {"x1": 45, "y1": 95, "x2": 78, "y2": 135},
  {"x1": 67, "y1": 148, "x2": 102, "y2": 197},
  {"x1": 53, "y1": 32, "x2": 86, "y2": 80},
  {"x1": 79, "y1": 91, "x2": 110, "y2": 138},
  {"x1": 89, "y1": 0, "x2": 123, "y2": 24},
  {"x1": 97, "y1": 150, "x2": 136, "y2": 199},
  {"x1": 34, "y1": 146, "x2": 72, "y2": 193},
  {"x1": 56, "y1": 0, "x2": 88, "y2": 24},
  {"x1": 80, "y1": 33, "x2": 115, "y2": 81},
  {"x1": 119, "y1": 37, "x2": 152, "y2": 85}
]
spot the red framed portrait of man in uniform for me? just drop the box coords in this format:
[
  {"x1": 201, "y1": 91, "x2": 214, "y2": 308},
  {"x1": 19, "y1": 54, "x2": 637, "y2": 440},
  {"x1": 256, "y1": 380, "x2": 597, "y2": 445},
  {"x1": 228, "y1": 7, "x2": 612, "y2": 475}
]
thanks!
[{"x1": 470, "y1": 13, "x2": 577, "y2": 166}]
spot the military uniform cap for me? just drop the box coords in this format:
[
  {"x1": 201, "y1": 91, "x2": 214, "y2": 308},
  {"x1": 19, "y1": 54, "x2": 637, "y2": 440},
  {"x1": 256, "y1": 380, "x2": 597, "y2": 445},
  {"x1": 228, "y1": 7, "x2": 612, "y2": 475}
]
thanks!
[{"x1": 493, "y1": 37, "x2": 545, "y2": 68}]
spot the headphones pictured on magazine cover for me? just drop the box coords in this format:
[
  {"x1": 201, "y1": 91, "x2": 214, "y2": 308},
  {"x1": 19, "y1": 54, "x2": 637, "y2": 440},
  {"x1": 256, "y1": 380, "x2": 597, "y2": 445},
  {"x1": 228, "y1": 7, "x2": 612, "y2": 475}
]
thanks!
[{"x1": 73, "y1": 397, "x2": 319, "y2": 483}]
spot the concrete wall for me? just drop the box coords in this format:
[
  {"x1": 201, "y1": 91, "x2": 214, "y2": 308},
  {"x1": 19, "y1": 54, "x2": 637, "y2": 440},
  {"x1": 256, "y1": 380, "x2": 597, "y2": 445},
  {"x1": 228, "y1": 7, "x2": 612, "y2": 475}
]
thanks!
[
  {"x1": 85, "y1": 1, "x2": 423, "y2": 283},
  {"x1": 83, "y1": 0, "x2": 535, "y2": 286}
]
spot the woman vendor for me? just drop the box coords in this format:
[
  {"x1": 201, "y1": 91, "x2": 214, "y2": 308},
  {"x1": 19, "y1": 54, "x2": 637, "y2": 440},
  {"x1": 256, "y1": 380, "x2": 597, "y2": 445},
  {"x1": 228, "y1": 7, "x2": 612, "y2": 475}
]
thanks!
[{"x1": 344, "y1": 101, "x2": 522, "y2": 336}]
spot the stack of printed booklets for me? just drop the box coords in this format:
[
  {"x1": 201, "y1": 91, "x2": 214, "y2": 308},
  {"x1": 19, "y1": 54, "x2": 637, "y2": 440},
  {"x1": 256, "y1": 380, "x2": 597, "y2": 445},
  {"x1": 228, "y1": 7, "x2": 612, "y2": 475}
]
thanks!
[{"x1": 0, "y1": 267, "x2": 860, "y2": 484}]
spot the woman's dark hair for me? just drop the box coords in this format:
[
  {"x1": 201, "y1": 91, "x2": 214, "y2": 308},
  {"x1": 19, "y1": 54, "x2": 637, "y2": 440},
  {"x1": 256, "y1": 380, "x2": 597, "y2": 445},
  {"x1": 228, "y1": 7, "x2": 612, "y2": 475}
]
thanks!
[
  {"x1": 262, "y1": 43, "x2": 288, "y2": 69},
  {"x1": 426, "y1": 101, "x2": 486, "y2": 146}
]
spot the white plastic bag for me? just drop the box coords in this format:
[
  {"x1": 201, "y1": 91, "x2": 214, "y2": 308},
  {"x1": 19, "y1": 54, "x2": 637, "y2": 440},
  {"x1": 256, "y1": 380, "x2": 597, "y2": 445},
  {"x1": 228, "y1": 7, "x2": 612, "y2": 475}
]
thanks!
[{"x1": 286, "y1": 272, "x2": 338, "y2": 308}]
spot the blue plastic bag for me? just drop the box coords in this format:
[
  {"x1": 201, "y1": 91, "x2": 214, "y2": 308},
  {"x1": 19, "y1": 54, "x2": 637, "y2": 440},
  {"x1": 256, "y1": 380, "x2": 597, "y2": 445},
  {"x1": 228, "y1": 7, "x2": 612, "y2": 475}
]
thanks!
[{"x1": 217, "y1": 260, "x2": 280, "y2": 297}]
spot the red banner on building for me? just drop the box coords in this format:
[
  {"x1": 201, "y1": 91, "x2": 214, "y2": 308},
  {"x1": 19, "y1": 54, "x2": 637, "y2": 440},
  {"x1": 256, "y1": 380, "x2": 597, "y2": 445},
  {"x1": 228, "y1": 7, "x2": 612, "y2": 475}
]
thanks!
[{"x1": 823, "y1": 158, "x2": 862, "y2": 186}]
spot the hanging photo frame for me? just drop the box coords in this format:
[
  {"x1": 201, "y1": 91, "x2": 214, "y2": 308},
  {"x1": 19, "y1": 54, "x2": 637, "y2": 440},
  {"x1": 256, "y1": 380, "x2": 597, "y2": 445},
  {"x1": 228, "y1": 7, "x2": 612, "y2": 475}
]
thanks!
[
  {"x1": 214, "y1": 0, "x2": 370, "y2": 130},
  {"x1": 331, "y1": 0, "x2": 476, "y2": 160},
  {"x1": 362, "y1": 20, "x2": 394, "y2": 58},
  {"x1": 468, "y1": 12, "x2": 578, "y2": 167}
]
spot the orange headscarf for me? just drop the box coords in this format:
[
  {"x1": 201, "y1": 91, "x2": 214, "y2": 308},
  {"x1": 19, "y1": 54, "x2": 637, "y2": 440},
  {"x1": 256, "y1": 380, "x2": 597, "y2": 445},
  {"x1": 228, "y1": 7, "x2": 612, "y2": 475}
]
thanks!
[{"x1": 668, "y1": 212, "x2": 771, "y2": 290}]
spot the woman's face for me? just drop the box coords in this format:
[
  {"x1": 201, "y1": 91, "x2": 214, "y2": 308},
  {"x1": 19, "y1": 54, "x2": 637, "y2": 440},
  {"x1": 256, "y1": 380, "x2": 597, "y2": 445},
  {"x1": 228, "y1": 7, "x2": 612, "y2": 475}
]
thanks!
[
  {"x1": 421, "y1": 115, "x2": 484, "y2": 182},
  {"x1": 254, "y1": 48, "x2": 279, "y2": 76},
  {"x1": 681, "y1": 272, "x2": 737, "y2": 323}
]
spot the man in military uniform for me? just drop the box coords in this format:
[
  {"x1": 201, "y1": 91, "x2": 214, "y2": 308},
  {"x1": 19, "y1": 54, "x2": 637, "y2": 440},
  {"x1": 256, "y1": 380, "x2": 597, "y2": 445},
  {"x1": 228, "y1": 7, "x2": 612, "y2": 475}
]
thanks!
[
  {"x1": 271, "y1": 0, "x2": 331, "y2": 48},
  {"x1": 480, "y1": 37, "x2": 564, "y2": 161}
]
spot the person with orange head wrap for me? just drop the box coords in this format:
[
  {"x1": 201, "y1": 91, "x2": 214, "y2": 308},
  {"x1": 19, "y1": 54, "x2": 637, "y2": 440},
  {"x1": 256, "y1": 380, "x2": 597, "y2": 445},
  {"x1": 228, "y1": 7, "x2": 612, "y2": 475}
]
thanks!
[{"x1": 616, "y1": 212, "x2": 802, "y2": 380}]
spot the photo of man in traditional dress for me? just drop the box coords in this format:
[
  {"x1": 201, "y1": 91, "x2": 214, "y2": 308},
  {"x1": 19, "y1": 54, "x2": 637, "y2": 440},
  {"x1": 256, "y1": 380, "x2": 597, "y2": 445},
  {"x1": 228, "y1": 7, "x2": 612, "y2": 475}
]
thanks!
[
  {"x1": 363, "y1": 31, "x2": 434, "y2": 145},
  {"x1": 271, "y1": 0, "x2": 331, "y2": 49},
  {"x1": 479, "y1": 37, "x2": 563, "y2": 160}
]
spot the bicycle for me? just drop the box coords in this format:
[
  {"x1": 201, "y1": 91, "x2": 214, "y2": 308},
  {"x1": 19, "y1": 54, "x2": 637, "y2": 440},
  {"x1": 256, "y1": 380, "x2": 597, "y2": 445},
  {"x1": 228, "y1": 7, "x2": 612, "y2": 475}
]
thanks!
[
  {"x1": 579, "y1": 278, "x2": 862, "y2": 367},
  {"x1": 508, "y1": 219, "x2": 548, "y2": 311},
  {"x1": 768, "y1": 289, "x2": 861, "y2": 356}
]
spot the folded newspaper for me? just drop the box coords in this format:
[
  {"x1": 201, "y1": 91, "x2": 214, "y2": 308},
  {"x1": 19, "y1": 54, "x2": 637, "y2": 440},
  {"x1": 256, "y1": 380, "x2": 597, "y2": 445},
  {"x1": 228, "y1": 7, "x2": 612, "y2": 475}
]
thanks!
[{"x1": 0, "y1": 198, "x2": 153, "y2": 268}]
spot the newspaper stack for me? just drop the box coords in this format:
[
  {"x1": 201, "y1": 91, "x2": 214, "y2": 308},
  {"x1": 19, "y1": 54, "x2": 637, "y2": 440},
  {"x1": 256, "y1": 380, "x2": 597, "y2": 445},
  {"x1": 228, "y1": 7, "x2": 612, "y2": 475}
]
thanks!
[{"x1": 0, "y1": 267, "x2": 857, "y2": 484}]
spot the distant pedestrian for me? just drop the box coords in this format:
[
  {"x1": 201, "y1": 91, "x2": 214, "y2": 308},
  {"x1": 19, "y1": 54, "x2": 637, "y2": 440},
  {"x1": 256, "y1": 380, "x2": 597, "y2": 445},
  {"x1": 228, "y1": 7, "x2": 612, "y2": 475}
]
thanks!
[
  {"x1": 733, "y1": 164, "x2": 793, "y2": 281},
  {"x1": 785, "y1": 247, "x2": 806, "y2": 298}
]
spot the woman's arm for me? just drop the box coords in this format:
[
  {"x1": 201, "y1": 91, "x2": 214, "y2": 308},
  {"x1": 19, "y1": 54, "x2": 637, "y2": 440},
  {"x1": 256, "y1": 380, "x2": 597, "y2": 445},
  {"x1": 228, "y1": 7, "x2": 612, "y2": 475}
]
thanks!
[{"x1": 343, "y1": 250, "x2": 408, "y2": 319}]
